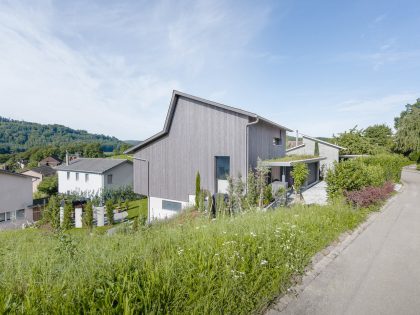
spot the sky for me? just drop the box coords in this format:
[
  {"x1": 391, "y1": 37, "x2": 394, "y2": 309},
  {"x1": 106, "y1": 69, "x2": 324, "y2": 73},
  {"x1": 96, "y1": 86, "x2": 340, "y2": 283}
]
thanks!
[{"x1": 1, "y1": 0, "x2": 420, "y2": 140}]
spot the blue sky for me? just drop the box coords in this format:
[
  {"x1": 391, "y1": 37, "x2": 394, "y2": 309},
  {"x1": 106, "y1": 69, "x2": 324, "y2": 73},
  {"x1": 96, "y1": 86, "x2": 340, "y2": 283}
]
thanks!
[{"x1": 1, "y1": 0, "x2": 419, "y2": 140}]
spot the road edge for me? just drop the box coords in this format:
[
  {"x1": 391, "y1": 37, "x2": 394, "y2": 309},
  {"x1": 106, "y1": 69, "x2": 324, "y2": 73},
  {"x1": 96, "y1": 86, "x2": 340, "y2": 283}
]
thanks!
[{"x1": 264, "y1": 182, "x2": 405, "y2": 315}]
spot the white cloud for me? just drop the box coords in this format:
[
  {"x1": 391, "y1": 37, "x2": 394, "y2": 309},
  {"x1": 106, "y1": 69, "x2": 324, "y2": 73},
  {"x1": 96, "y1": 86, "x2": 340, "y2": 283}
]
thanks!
[
  {"x1": 336, "y1": 93, "x2": 417, "y2": 113},
  {"x1": 0, "y1": 0, "x2": 270, "y2": 139}
]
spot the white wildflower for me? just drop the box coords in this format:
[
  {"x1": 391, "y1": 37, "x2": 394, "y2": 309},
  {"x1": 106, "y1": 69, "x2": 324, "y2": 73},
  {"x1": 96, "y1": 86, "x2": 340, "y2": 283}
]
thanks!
[{"x1": 260, "y1": 259, "x2": 268, "y2": 265}]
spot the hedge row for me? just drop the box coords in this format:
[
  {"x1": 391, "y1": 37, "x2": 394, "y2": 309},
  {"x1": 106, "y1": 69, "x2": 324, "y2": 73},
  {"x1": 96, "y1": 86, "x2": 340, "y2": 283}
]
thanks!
[{"x1": 326, "y1": 154, "x2": 408, "y2": 199}]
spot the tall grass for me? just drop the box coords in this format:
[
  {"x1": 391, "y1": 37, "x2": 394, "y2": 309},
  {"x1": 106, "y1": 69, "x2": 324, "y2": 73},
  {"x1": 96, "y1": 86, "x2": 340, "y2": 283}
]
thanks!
[{"x1": 0, "y1": 202, "x2": 372, "y2": 314}]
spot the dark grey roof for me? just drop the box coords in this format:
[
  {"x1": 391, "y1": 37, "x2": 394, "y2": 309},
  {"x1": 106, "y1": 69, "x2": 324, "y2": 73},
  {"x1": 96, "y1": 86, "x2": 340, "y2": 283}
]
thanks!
[
  {"x1": 28, "y1": 165, "x2": 56, "y2": 177},
  {"x1": 55, "y1": 158, "x2": 131, "y2": 174},
  {"x1": 0, "y1": 169, "x2": 35, "y2": 179},
  {"x1": 125, "y1": 90, "x2": 293, "y2": 154}
]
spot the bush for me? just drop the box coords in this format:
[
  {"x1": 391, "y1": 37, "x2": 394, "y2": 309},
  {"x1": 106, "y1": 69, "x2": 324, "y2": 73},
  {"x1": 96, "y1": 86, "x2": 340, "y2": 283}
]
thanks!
[
  {"x1": 105, "y1": 200, "x2": 114, "y2": 225},
  {"x1": 326, "y1": 159, "x2": 386, "y2": 199},
  {"x1": 291, "y1": 162, "x2": 309, "y2": 196},
  {"x1": 345, "y1": 182, "x2": 394, "y2": 207},
  {"x1": 62, "y1": 202, "x2": 73, "y2": 230},
  {"x1": 362, "y1": 153, "x2": 409, "y2": 182},
  {"x1": 83, "y1": 201, "x2": 94, "y2": 229}
]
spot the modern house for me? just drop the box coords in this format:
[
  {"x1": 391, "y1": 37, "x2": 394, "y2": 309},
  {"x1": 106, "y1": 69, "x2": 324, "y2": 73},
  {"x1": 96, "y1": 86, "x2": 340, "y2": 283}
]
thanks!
[
  {"x1": 0, "y1": 170, "x2": 34, "y2": 230},
  {"x1": 39, "y1": 155, "x2": 62, "y2": 167},
  {"x1": 286, "y1": 134, "x2": 344, "y2": 173},
  {"x1": 22, "y1": 165, "x2": 57, "y2": 193},
  {"x1": 126, "y1": 90, "x2": 300, "y2": 220},
  {"x1": 56, "y1": 158, "x2": 133, "y2": 195}
]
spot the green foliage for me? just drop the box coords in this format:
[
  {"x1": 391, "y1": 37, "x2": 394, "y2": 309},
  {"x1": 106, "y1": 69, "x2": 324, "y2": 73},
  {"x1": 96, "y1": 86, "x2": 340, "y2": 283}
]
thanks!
[
  {"x1": 314, "y1": 141, "x2": 319, "y2": 156},
  {"x1": 334, "y1": 126, "x2": 386, "y2": 155},
  {"x1": 264, "y1": 184, "x2": 273, "y2": 205},
  {"x1": 324, "y1": 157, "x2": 401, "y2": 199},
  {"x1": 291, "y1": 162, "x2": 309, "y2": 195},
  {"x1": 362, "y1": 153, "x2": 410, "y2": 182},
  {"x1": 195, "y1": 171, "x2": 201, "y2": 209},
  {"x1": 83, "y1": 202, "x2": 94, "y2": 229},
  {"x1": 62, "y1": 202, "x2": 73, "y2": 230},
  {"x1": 408, "y1": 151, "x2": 420, "y2": 162},
  {"x1": 37, "y1": 175, "x2": 58, "y2": 196},
  {"x1": 246, "y1": 169, "x2": 258, "y2": 207},
  {"x1": 46, "y1": 195, "x2": 60, "y2": 229},
  {"x1": 215, "y1": 193, "x2": 227, "y2": 217},
  {"x1": 233, "y1": 174, "x2": 245, "y2": 212},
  {"x1": 256, "y1": 159, "x2": 269, "y2": 208},
  {"x1": 0, "y1": 202, "x2": 378, "y2": 314},
  {"x1": 105, "y1": 200, "x2": 114, "y2": 225},
  {"x1": 394, "y1": 107, "x2": 420, "y2": 154},
  {"x1": 394, "y1": 98, "x2": 420, "y2": 129},
  {"x1": 363, "y1": 124, "x2": 393, "y2": 150},
  {"x1": 226, "y1": 176, "x2": 235, "y2": 215},
  {"x1": 0, "y1": 116, "x2": 121, "y2": 154}
]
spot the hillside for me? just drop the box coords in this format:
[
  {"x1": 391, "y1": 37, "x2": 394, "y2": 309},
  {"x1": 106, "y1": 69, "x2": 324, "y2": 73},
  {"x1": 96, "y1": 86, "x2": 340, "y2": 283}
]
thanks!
[{"x1": 0, "y1": 116, "x2": 122, "y2": 154}]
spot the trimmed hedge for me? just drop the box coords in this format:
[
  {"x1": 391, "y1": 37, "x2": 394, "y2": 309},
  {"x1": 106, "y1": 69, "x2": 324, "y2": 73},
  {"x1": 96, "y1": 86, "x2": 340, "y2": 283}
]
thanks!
[{"x1": 326, "y1": 154, "x2": 408, "y2": 200}]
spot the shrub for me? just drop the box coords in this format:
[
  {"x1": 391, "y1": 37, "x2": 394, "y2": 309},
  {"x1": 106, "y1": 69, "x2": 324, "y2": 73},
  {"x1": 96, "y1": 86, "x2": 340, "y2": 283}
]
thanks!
[
  {"x1": 291, "y1": 162, "x2": 309, "y2": 196},
  {"x1": 105, "y1": 200, "x2": 114, "y2": 225},
  {"x1": 314, "y1": 141, "x2": 319, "y2": 156},
  {"x1": 62, "y1": 202, "x2": 73, "y2": 230},
  {"x1": 83, "y1": 201, "x2": 94, "y2": 229},
  {"x1": 46, "y1": 195, "x2": 60, "y2": 229},
  {"x1": 362, "y1": 153, "x2": 409, "y2": 182},
  {"x1": 345, "y1": 182, "x2": 394, "y2": 207},
  {"x1": 246, "y1": 169, "x2": 258, "y2": 207},
  {"x1": 326, "y1": 159, "x2": 386, "y2": 199},
  {"x1": 195, "y1": 171, "x2": 201, "y2": 209}
]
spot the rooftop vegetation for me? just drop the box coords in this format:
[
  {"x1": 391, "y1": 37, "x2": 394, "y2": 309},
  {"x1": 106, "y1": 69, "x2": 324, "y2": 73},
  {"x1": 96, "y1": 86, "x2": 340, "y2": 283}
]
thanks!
[{"x1": 265, "y1": 154, "x2": 319, "y2": 163}]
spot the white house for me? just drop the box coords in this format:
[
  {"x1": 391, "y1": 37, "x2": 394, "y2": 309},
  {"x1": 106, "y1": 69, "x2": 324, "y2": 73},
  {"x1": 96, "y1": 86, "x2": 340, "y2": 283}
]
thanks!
[
  {"x1": 286, "y1": 133, "x2": 345, "y2": 173},
  {"x1": 56, "y1": 158, "x2": 133, "y2": 195},
  {"x1": 0, "y1": 170, "x2": 34, "y2": 230}
]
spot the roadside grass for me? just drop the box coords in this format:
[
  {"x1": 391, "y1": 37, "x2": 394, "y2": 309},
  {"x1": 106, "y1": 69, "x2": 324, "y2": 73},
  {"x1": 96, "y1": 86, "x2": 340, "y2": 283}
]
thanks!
[{"x1": 0, "y1": 201, "x2": 376, "y2": 314}]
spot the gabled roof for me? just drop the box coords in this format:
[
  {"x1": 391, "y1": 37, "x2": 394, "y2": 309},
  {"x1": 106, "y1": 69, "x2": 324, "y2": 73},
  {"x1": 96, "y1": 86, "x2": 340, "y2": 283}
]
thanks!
[
  {"x1": 40, "y1": 155, "x2": 62, "y2": 163},
  {"x1": 125, "y1": 90, "x2": 293, "y2": 154},
  {"x1": 55, "y1": 158, "x2": 131, "y2": 174},
  {"x1": 301, "y1": 134, "x2": 345, "y2": 150},
  {"x1": 24, "y1": 165, "x2": 56, "y2": 177}
]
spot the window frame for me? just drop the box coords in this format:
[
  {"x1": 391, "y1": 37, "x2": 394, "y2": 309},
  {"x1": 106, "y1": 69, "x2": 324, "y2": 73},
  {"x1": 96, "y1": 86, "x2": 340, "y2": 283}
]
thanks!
[
  {"x1": 162, "y1": 200, "x2": 182, "y2": 212},
  {"x1": 215, "y1": 156, "x2": 230, "y2": 180},
  {"x1": 67, "y1": 172, "x2": 70, "y2": 180},
  {"x1": 107, "y1": 174, "x2": 113, "y2": 185},
  {"x1": 76, "y1": 173, "x2": 79, "y2": 181}
]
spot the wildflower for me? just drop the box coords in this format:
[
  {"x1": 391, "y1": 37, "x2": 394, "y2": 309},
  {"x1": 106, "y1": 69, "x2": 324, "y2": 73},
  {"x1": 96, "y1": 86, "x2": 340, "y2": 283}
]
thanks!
[
  {"x1": 260, "y1": 259, "x2": 268, "y2": 265},
  {"x1": 250, "y1": 232, "x2": 257, "y2": 237}
]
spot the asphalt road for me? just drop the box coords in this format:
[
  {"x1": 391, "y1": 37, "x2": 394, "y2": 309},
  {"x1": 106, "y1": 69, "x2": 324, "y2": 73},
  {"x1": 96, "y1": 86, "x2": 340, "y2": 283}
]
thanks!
[{"x1": 282, "y1": 167, "x2": 420, "y2": 315}]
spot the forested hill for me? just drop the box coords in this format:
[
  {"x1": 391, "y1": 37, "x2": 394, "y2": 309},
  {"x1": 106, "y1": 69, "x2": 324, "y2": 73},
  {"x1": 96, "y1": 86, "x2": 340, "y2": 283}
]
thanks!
[{"x1": 0, "y1": 116, "x2": 122, "y2": 154}]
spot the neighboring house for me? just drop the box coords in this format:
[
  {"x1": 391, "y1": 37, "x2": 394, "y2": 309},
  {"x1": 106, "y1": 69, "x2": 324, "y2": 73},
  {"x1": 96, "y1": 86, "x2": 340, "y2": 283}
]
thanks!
[
  {"x1": 39, "y1": 155, "x2": 62, "y2": 167},
  {"x1": 56, "y1": 158, "x2": 133, "y2": 195},
  {"x1": 0, "y1": 170, "x2": 34, "y2": 230},
  {"x1": 286, "y1": 134, "x2": 345, "y2": 173},
  {"x1": 126, "y1": 90, "x2": 295, "y2": 220},
  {"x1": 22, "y1": 165, "x2": 57, "y2": 193}
]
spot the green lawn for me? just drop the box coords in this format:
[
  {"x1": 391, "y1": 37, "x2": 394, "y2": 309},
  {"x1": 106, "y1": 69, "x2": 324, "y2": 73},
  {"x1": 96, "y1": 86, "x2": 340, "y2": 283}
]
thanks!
[
  {"x1": 0, "y1": 201, "x2": 378, "y2": 314},
  {"x1": 126, "y1": 198, "x2": 148, "y2": 219}
]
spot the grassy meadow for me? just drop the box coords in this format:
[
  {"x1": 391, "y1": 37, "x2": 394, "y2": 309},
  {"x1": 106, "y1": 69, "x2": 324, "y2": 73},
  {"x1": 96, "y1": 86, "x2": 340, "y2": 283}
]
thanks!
[{"x1": 0, "y1": 202, "x2": 375, "y2": 314}]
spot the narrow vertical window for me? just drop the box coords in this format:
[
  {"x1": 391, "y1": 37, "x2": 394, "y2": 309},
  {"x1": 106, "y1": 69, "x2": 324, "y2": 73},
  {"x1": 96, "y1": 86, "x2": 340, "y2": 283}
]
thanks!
[
  {"x1": 107, "y1": 174, "x2": 113, "y2": 184},
  {"x1": 85, "y1": 174, "x2": 89, "y2": 182},
  {"x1": 76, "y1": 173, "x2": 79, "y2": 181},
  {"x1": 67, "y1": 172, "x2": 70, "y2": 180}
]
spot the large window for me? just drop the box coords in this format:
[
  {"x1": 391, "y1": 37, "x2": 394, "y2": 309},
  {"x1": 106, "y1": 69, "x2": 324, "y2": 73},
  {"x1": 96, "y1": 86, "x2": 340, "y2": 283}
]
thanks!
[
  {"x1": 76, "y1": 173, "x2": 79, "y2": 181},
  {"x1": 162, "y1": 200, "x2": 182, "y2": 212},
  {"x1": 216, "y1": 156, "x2": 230, "y2": 180},
  {"x1": 67, "y1": 172, "x2": 70, "y2": 180},
  {"x1": 16, "y1": 209, "x2": 25, "y2": 219},
  {"x1": 107, "y1": 174, "x2": 113, "y2": 184}
]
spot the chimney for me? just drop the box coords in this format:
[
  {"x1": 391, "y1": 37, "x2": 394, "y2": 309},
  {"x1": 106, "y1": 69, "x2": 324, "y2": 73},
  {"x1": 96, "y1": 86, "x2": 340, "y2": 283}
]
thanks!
[
  {"x1": 65, "y1": 151, "x2": 69, "y2": 166},
  {"x1": 296, "y1": 130, "x2": 299, "y2": 147}
]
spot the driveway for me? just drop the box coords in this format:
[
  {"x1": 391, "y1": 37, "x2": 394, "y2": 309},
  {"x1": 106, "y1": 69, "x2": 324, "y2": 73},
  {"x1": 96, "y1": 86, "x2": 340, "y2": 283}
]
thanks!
[
  {"x1": 280, "y1": 168, "x2": 420, "y2": 315},
  {"x1": 302, "y1": 181, "x2": 328, "y2": 205}
]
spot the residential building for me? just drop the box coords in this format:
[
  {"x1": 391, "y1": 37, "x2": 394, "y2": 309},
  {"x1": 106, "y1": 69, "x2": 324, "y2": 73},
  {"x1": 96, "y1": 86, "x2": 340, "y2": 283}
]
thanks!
[
  {"x1": 39, "y1": 155, "x2": 62, "y2": 167},
  {"x1": 0, "y1": 170, "x2": 33, "y2": 230},
  {"x1": 22, "y1": 165, "x2": 57, "y2": 193},
  {"x1": 286, "y1": 134, "x2": 344, "y2": 173},
  {"x1": 126, "y1": 90, "x2": 300, "y2": 220},
  {"x1": 56, "y1": 158, "x2": 133, "y2": 195}
]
